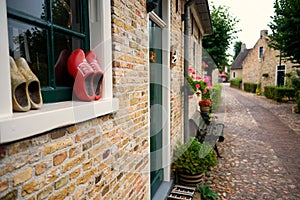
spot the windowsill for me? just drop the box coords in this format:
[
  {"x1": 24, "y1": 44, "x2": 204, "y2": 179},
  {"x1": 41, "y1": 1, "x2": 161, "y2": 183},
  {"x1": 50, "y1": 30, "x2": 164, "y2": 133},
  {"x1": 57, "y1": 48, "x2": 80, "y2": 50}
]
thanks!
[{"x1": 0, "y1": 98, "x2": 119, "y2": 144}]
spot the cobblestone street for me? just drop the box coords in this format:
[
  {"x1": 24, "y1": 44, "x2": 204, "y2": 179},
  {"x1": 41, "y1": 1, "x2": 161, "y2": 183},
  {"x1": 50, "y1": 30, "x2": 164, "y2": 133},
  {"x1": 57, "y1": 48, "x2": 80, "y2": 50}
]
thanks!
[{"x1": 195, "y1": 83, "x2": 300, "y2": 199}]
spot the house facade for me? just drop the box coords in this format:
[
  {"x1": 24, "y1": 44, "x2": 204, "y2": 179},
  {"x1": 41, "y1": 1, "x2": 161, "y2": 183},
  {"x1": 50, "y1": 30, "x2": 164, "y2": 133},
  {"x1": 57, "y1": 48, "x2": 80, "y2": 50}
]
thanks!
[
  {"x1": 230, "y1": 43, "x2": 251, "y2": 79},
  {"x1": 242, "y1": 30, "x2": 294, "y2": 92},
  {"x1": 0, "y1": 0, "x2": 212, "y2": 199}
]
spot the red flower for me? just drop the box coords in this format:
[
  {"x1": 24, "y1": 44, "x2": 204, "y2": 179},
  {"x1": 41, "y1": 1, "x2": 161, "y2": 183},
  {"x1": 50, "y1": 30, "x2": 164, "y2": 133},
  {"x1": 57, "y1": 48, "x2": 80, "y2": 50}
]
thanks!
[{"x1": 199, "y1": 99, "x2": 212, "y2": 107}]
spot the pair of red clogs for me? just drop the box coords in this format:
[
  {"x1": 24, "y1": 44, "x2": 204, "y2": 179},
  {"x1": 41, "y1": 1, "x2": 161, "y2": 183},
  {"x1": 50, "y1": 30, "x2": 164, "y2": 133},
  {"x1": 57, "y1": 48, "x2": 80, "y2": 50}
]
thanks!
[{"x1": 68, "y1": 49, "x2": 104, "y2": 101}]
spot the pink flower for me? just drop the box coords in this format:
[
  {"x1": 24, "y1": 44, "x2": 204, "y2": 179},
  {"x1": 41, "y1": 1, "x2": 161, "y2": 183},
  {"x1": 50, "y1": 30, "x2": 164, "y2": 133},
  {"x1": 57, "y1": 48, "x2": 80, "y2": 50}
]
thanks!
[
  {"x1": 188, "y1": 68, "x2": 193, "y2": 73},
  {"x1": 195, "y1": 84, "x2": 200, "y2": 89},
  {"x1": 203, "y1": 89, "x2": 207, "y2": 94},
  {"x1": 196, "y1": 75, "x2": 202, "y2": 80},
  {"x1": 204, "y1": 76, "x2": 210, "y2": 84},
  {"x1": 202, "y1": 61, "x2": 208, "y2": 68},
  {"x1": 192, "y1": 71, "x2": 196, "y2": 75}
]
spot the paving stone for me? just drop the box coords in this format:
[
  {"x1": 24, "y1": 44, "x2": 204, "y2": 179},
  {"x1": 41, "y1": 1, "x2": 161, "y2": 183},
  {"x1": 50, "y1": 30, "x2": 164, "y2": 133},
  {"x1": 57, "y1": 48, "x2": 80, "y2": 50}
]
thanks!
[{"x1": 194, "y1": 84, "x2": 300, "y2": 200}]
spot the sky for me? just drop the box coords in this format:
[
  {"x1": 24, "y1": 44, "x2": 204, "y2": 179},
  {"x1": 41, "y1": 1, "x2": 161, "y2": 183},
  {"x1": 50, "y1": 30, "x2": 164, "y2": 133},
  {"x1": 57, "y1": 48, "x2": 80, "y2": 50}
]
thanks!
[{"x1": 210, "y1": 0, "x2": 275, "y2": 52}]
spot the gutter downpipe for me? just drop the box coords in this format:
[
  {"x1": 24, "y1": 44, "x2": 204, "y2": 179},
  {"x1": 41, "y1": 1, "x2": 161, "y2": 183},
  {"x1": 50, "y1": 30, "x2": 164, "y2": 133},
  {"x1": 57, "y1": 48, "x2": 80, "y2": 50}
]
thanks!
[{"x1": 184, "y1": 0, "x2": 195, "y2": 142}]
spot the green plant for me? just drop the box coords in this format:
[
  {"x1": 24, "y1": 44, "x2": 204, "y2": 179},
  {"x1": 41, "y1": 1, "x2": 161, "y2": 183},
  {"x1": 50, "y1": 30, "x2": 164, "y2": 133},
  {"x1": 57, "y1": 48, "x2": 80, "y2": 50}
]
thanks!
[
  {"x1": 187, "y1": 68, "x2": 211, "y2": 100},
  {"x1": 172, "y1": 138, "x2": 217, "y2": 175},
  {"x1": 197, "y1": 185, "x2": 218, "y2": 200},
  {"x1": 264, "y1": 86, "x2": 276, "y2": 99},
  {"x1": 295, "y1": 90, "x2": 300, "y2": 107},
  {"x1": 230, "y1": 77, "x2": 242, "y2": 88},
  {"x1": 274, "y1": 87, "x2": 295, "y2": 101},
  {"x1": 211, "y1": 84, "x2": 222, "y2": 112},
  {"x1": 244, "y1": 82, "x2": 257, "y2": 93}
]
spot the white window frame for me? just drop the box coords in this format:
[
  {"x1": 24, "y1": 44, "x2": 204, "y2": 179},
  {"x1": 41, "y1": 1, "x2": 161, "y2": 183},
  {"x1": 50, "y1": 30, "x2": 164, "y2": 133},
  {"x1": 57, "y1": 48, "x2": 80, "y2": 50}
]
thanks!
[
  {"x1": 275, "y1": 64, "x2": 286, "y2": 86},
  {"x1": 0, "y1": 0, "x2": 119, "y2": 144}
]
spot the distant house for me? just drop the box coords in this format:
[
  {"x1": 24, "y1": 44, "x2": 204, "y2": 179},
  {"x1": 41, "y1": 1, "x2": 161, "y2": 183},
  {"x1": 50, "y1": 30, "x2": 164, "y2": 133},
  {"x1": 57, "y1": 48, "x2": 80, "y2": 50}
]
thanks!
[
  {"x1": 230, "y1": 43, "x2": 251, "y2": 79},
  {"x1": 241, "y1": 30, "x2": 294, "y2": 92}
]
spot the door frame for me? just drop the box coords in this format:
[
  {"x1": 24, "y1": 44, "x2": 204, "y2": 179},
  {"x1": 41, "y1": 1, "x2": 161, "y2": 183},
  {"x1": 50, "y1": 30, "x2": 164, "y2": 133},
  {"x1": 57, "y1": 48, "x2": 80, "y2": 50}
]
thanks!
[{"x1": 148, "y1": 0, "x2": 171, "y2": 191}]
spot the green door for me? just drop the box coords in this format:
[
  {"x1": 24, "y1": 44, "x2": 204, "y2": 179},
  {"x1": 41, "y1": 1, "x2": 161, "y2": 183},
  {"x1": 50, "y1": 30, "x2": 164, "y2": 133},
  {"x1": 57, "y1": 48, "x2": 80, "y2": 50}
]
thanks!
[{"x1": 149, "y1": 19, "x2": 163, "y2": 198}]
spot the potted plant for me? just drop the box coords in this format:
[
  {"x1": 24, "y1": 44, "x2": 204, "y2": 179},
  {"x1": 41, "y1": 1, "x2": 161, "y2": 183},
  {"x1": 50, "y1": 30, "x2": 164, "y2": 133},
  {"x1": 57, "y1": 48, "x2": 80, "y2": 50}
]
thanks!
[
  {"x1": 186, "y1": 68, "x2": 211, "y2": 98},
  {"x1": 199, "y1": 99, "x2": 212, "y2": 113},
  {"x1": 172, "y1": 138, "x2": 217, "y2": 186}
]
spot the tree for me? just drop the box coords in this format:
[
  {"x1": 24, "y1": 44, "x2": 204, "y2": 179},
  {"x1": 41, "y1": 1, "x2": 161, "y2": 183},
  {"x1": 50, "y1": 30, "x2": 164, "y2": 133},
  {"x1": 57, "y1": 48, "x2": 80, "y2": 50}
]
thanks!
[
  {"x1": 202, "y1": 4, "x2": 240, "y2": 71},
  {"x1": 233, "y1": 41, "x2": 242, "y2": 60},
  {"x1": 268, "y1": 0, "x2": 300, "y2": 64}
]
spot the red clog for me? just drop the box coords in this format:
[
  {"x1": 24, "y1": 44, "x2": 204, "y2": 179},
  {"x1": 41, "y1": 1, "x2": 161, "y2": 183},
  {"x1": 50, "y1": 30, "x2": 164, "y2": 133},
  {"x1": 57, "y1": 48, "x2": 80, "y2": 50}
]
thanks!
[
  {"x1": 67, "y1": 49, "x2": 95, "y2": 101},
  {"x1": 85, "y1": 50, "x2": 104, "y2": 100}
]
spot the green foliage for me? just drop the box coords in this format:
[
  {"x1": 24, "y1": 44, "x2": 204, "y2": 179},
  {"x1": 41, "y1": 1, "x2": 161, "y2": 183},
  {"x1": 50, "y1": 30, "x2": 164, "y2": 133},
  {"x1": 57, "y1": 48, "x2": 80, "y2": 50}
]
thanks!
[
  {"x1": 230, "y1": 77, "x2": 242, "y2": 88},
  {"x1": 264, "y1": 86, "x2": 295, "y2": 101},
  {"x1": 233, "y1": 41, "x2": 242, "y2": 61},
  {"x1": 202, "y1": 4, "x2": 240, "y2": 70},
  {"x1": 186, "y1": 76, "x2": 211, "y2": 100},
  {"x1": 295, "y1": 90, "x2": 300, "y2": 107},
  {"x1": 275, "y1": 87, "x2": 295, "y2": 101},
  {"x1": 172, "y1": 138, "x2": 217, "y2": 175},
  {"x1": 268, "y1": 0, "x2": 300, "y2": 64},
  {"x1": 264, "y1": 86, "x2": 277, "y2": 99},
  {"x1": 211, "y1": 84, "x2": 222, "y2": 112},
  {"x1": 197, "y1": 185, "x2": 218, "y2": 200},
  {"x1": 243, "y1": 82, "x2": 257, "y2": 93}
]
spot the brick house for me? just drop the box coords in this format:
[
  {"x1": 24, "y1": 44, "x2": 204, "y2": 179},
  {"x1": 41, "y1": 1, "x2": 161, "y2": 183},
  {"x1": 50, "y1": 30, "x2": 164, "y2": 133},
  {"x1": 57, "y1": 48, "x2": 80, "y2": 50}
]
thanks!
[
  {"x1": 0, "y1": 0, "x2": 212, "y2": 199},
  {"x1": 230, "y1": 43, "x2": 251, "y2": 80},
  {"x1": 242, "y1": 30, "x2": 294, "y2": 92}
]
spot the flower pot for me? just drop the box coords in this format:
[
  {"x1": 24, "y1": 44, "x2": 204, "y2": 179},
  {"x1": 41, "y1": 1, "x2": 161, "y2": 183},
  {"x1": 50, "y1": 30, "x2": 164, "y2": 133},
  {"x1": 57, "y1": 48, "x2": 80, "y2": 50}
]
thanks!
[
  {"x1": 200, "y1": 105, "x2": 210, "y2": 113},
  {"x1": 178, "y1": 173, "x2": 205, "y2": 187}
]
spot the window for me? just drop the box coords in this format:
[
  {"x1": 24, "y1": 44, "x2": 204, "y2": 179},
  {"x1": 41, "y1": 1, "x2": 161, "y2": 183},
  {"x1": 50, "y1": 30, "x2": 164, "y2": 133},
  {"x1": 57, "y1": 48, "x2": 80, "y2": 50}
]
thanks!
[
  {"x1": 232, "y1": 71, "x2": 236, "y2": 78},
  {"x1": 7, "y1": 0, "x2": 90, "y2": 103},
  {"x1": 193, "y1": 40, "x2": 198, "y2": 70},
  {"x1": 276, "y1": 65, "x2": 286, "y2": 86},
  {"x1": 259, "y1": 46, "x2": 263, "y2": 59},
  {"x1": 0, "y1": 1, "x2": 118, "y2": 144}
]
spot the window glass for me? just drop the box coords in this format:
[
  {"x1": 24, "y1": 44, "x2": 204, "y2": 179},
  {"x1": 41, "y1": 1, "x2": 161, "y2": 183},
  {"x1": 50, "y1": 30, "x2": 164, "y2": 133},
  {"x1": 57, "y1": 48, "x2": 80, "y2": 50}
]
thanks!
[
  {"x1": 53, "y1": 33, "x2": 82, "y2": 87},
  {"x1": 259, "y1": 46, "x2": 263, "y2": 58},
  {"x1": 8, "y1": 18, "x2": 49, "y2": 86},
  {"x1": 7, "y1": 0, "x2": 46, "y2": 19},
  {"x1": 52, "y1": 0, "x2": 81, "y2": 32},
  {"x1": 7, "y1": 0, "x2": 89, "y2": 103}
]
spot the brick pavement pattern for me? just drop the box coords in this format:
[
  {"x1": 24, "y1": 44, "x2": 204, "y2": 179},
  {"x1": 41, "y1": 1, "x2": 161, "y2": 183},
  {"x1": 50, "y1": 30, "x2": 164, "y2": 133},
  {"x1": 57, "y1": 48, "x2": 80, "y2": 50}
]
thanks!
[{"x1": 195, "y1": 83, "x2": 300, "y2": 200}]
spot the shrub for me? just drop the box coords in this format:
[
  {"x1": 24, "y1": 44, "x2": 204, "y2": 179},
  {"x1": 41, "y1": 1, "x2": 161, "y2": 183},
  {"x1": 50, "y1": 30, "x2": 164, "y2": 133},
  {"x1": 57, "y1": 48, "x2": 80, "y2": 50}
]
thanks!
[
  {"x1": 264, "y1": 86, "x2": 295, "y2": 101},
  {"x1": 211, "y1": 84, "x2": 222, "y2": 112},
  {"x1": 230, "y1": 77, "x2": 242, "y2": 88},
  {"x1": 274, "y1": 87, "x2": 295, "y2": 101},
  {"x1": 264, "y1": 86, "x2": 276, "y2": 99},
  {"x1": 295, "y1": 90, "x2": 300, "y2": 107},
  {"x1": 244, "y1": 82, "x2": 257, "y2": 93}
]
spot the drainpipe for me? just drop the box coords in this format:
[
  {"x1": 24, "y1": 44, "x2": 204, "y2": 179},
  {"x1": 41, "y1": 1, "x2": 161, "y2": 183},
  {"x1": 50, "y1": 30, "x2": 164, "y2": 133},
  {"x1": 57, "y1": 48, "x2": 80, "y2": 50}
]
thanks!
[{"x1": 184, "y1": 0, "x2": 195, "y2": 142}]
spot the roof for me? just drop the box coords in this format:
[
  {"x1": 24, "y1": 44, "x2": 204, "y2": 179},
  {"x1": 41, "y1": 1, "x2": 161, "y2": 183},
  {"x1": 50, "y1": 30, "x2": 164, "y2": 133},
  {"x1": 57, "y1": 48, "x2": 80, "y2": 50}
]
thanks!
[
  {"x1": 190, "y1": 0, "x2": 213, "y2": 36},
  {"x1": 231, "y1": 49, "x2": 251, "y2": 69}
]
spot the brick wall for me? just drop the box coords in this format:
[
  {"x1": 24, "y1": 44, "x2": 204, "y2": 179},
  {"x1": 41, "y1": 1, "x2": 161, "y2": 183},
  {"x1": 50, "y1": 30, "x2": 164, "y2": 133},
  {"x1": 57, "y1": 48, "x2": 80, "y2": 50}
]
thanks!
[
  {"x1": 170, "y1": 0, "x2": 184, "y2": 146},
  {"x1": 0, "y1": 0, "x2": 150, "y2": 200},
  {"x1": 242, "y1": 30, "x2": 294, "y2": 92}
]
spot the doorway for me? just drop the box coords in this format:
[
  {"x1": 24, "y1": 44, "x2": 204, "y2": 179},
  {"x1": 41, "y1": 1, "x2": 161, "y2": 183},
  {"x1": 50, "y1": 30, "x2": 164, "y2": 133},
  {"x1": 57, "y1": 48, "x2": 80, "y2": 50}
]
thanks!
[{"x1": 149, "y1": 19, "x2": 163, "y2": 197}]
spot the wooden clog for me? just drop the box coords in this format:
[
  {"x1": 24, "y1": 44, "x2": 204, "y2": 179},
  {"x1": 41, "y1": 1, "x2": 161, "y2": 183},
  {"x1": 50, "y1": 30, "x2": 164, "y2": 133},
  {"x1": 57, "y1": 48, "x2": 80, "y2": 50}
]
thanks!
[
  {"x1": 85, "y1": 50, "x2": 104, "y2": 100},
  {"x1": 15, "y1": 57, "x2": 43, "y2": 109},
  {"x1": 9, "y1": 57, "x2": 30, "y2": 112}
]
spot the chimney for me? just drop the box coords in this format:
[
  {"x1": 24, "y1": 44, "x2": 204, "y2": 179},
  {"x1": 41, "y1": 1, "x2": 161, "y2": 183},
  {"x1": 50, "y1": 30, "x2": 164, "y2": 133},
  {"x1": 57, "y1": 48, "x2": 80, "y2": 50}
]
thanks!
[
  {"x1": 260, "y1": 30, "x2": 268, "y2": 39},
  {"x1": 241, "y1": 43, "x2": 246, "y2": 52}
]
